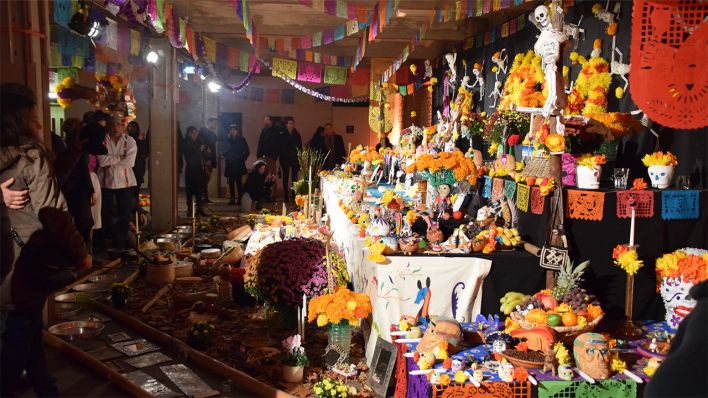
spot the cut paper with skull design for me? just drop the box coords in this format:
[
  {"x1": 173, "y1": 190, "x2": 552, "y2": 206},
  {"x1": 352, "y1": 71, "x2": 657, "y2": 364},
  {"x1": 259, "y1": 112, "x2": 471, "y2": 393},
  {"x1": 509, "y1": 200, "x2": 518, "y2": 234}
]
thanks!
[
  {"x1": 573, "y1": 333, "x2": 611, "y2": 380},
  {"x1": 530, "y1": 1, "x2": 569, "y2": 116}
]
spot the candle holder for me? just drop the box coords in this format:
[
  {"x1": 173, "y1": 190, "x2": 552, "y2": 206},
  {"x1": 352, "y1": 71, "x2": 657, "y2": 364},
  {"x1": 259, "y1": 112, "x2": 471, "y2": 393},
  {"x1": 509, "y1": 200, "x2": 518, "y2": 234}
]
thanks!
[{"x1": 617, "y1": 244, "x2": 644, "y2": 340}]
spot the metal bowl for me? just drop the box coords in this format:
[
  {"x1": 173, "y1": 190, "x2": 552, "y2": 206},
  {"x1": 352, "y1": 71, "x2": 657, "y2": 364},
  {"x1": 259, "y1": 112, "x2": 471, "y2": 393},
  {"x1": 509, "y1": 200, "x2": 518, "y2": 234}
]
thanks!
[
  {"x1": 55, "y1": 292, "x2": 102, "y2": 303},
  {"x1": 48, "y1": 320, "x2": 105, "y2": 341},
  {"x1": 55, "y1": 302, "x2": 81, "y2": 320},
  {"x1": 88, "y1": 271, "x2": 132, "y2": 284},
  {"x1": 174, "y1": 225, "x2": 193, "y2": 234},
  {"x1": 155, "y1": 237, "x2": 178, "y2": 251},
  {"x1": 73, "y1": 282, "x2": 111, "y2": 293}
]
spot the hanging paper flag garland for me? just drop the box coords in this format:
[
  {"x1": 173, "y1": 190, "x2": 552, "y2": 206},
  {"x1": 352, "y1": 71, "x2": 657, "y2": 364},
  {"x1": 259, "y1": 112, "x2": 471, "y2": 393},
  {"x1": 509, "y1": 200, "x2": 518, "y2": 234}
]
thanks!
[
  {"x1": 298, "y1": 62, "x2": 323, "y2": 83},
  {"x1": 617, "y1": 191, "x2": 654, "y2": 218},
  {"x1": 266, "y1": 89, "x2": 280, "y2": 103},
  {"x1": 661, "y1": 190, "x2": 700, "y2": 220},
  {"x1": 250, "y1": 87, "x2": 264, "y2": 102},
  {"x1": 530, "y1": 187, "x2": 545, "y2": 214},
  {"x1": 566, "y1": 190, "x2": 605, "y2": 221},
  {"x1": 272, "y1": 58, "x2": 298, "y2": 80},
  {"x1": 148, "y1": 0, "x2": 165, "y2": 33},
  {"x1": 324, "y1": 65, "x2": 348, "y2": 85},
  {"x1": 203, "y1": 36, "x2": 216, "y2": 63},
  {"x1": 504, "y1": 180, "x2": 517, "y2": 201},
  {"x1": 516, "y1": 184, "x2": 530, "y2": 212}
]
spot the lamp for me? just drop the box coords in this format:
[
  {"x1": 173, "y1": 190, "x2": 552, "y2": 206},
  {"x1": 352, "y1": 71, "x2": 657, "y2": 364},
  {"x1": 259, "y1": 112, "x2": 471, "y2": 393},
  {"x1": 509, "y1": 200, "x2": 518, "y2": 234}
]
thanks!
[
  {"x1": 145, "y1": 50, "x2": 159, "y2": 64},
  {"x1": 208, "y1": 81, "x2": 221, "y2": 93}
]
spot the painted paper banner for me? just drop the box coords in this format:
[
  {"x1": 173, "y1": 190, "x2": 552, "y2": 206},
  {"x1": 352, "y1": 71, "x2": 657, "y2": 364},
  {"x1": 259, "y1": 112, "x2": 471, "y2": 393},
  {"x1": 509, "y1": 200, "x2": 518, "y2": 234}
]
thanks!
[
  {"x1": 323, "y1": 65, "x2": 348, "y2": 85},
  {"x1": 272, "y1": 58, "x2": 298, "y2": 80},
  {"x1": 504, "y1": 180, "x2": 517, "y2": 201},
  {"x1": 516, "y1": 184, "x2": 529, "y2": 212},
  {"x1": 239, "y1": 52, "x2": 250, "y2": 72},
  {"x1": 661, "y1": 190, "x2": 700, "y2": 220},
  {"x1": 203, "y1": 36, "x2": 216, "y2": 63},
  {"x1": 297, "y1": 62, "x2": 323, "y2": 83},
  {"x1": 106, "y1": 20, "x2": 118, "y2": 50},
  {"x1": 531, "y1": 187, "x2": 544, "y2": 214},
  {"x1": 566, "y1": 190, "x2": 605, "y2": 221},
  {"x1": 616, "y1": 190, "x2": 654, "y2": 218},
  {"x1": 130, "y1": 29, "x2": 141, "y2": 56}
]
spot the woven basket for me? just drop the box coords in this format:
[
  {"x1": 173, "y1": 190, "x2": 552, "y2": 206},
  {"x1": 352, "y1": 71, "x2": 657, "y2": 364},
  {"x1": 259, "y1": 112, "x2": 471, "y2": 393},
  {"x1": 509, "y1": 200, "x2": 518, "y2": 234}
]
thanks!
[{"x1": 510, "y1": 311, "x2": 604, "y2": 343}]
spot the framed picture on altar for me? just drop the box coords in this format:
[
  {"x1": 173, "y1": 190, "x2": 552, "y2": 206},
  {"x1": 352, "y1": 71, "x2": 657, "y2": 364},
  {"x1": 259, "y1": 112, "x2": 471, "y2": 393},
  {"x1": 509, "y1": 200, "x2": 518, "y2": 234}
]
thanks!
[{"x1": 367, "y1": 337, "x2": 397, "y2": 397}]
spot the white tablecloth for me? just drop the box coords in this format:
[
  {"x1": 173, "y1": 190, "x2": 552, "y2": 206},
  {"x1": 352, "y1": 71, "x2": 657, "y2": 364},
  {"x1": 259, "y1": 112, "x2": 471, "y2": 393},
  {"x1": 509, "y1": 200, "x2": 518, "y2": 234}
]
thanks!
[{"x1": 322, "y1": 178, "x2": 492, "y2": 360}]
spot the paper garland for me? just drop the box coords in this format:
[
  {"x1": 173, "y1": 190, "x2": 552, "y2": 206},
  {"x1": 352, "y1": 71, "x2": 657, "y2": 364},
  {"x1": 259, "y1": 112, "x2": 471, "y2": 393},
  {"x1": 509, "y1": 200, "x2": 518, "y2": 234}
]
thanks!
[
  {"x1": 297, "y1": 62, "x2": 323, "y2": 83},
  {"x1": 482, "y1": 176, "x2": 493, "y2": 199},
  {"x1": 531, "y1": 187, "x2": 545, "y2": 214},
  {"x1": 492, "y1": 178, "x2": 504, "y2": 201},
  {"x1": 661, "y1": 190, "x2": 700, "y2": 220},
  {"x1": 566, "y1": 190, "x2": 605, "y2": 221},
  {"x1": 538, "y1": 379, "x2": 636, "y2": 398},
  {"x1": 617, "y1": 190, "x2": 654, "y2": 218},
  {"x1": 324, "y1": 65, "x2": 348, "y2": 85},
  {"x1": 516, "y1": 184, "x2": 530, "y2": 212},
  {"x1": 504, "y1": 180, "x2": 517, "y2": 201},
  {"x1": 272, "y1": 58, "x2": 298, "y2": 80}
]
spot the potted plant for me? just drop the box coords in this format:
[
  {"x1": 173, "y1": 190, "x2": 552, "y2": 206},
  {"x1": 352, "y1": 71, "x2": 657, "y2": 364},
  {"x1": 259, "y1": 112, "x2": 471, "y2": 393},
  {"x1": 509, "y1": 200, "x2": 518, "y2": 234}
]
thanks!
[
  {"x1": 187, "y1": 321, "x2": 216, "y2": 350},
  {"x1": 575, "y1": 154, "x2": 606, "y2": 189},
  {"x1": 313, "y1": 378, "x2": 348, "y2": 398},
  {"x1": 110, "y1": 282, "x2": 131, "y2": 309},
  {"x1": 280, "y1": 334, "x2": 308, "y2": 383},
  {"x1": 642, "y1": 151, "x2": 678, "y2": 189}
]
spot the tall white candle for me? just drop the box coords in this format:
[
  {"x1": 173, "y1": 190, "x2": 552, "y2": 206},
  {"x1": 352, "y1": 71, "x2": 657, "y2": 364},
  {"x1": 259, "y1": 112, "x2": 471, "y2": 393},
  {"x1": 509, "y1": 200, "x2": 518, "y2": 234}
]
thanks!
[
  {"x1": 348, "y1": 142, "x2": 352, "y2": 156},
  {"x1": 629, "y1": 208, "x2": 635, "y2": 247},
  {"x1": 135, "y1": 212, "x2": 140, "y2": 235},
  {"x1": 302, "y1": 293, "x2": 307, "y2": 341}
]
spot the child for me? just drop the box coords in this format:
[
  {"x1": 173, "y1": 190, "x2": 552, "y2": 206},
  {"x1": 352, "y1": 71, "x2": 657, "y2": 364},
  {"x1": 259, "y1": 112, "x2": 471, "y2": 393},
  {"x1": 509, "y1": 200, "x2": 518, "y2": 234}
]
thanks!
[{"x1": 242, "y1": 160, "x2": 275, "y2": 211}]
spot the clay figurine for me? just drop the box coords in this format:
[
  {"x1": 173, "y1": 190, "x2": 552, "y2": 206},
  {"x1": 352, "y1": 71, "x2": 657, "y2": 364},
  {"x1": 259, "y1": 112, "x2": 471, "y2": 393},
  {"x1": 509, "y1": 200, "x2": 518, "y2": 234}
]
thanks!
[
  {"x1": 472, "y1": 363, "x2": 485, "y2": 383},
  {"x1": 558, "y1": 363, "x2": 574, "y2": 381},
  {"x1": 417, "y1": 320, "x2": 463, "y2": 355},
  {"x1": 435, "y1": 184, "x2": 452, "y2": 219},
  {"x1": 426, "y1": 220, "x2": 444, "y2": 245},
  {"x1": 213, "y1": 264, "x2": 233, "y2": 303},
  {"x1": 573, "y1": 332, "x2": 611, "y2": 380},
  {"x1": 542, "y1": 343, "x2": 557, "y2": 376},
  {"x1": 451, "y1": 358, "x2": 467, "y2": 373}
]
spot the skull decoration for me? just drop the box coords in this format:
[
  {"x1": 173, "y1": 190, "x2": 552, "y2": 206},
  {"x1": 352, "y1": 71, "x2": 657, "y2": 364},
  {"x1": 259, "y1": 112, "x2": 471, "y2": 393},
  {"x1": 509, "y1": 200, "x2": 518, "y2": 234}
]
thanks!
[
  {"x1": 451, "y1": 358, "x2": 467, "y2": 373},
  {"x1": 498, "y1": 360, "x2": 514, "y2": 382},
  {"x1": 576, "y1": 165, "x2": 602, "y2": 189},
  {"x1": 535, "y1": 5, "x2": 550, "y2": 27},
  {"x1": 660, "y1": 276, "x2": 696, "y2": 330},
  {"x1": 647, "y1": 165, "x2": 675, "y2": 189},
  {"x1": 573, "y1": 333, "x2": 611, "y2": 380},
  {"x1": 416, "y1": 320, "x2": 463, "y2": 354},
  {"x1": 472, "y1": 364, "x2": 485, "y2": 383},
  {"x1": 558, "y1": 364, "x2": 574, "y2": 381}
]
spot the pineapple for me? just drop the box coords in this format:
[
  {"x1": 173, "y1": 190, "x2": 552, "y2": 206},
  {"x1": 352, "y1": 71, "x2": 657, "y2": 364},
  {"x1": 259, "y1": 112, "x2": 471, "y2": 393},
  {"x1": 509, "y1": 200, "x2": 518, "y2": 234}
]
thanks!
[{"x1": 551, "y1": 260, "x2": 590, "y2": 300}]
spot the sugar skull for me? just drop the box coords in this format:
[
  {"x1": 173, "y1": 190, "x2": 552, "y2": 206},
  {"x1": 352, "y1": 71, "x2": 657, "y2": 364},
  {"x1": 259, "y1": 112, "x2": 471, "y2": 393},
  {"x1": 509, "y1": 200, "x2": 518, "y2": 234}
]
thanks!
[
  {"x1": 558, "y1": 364, "x2": 574, "y2": 381},
  {"x1": 576, "y1": 165, "x2": 601, "y2": 189},
  {"x1": 534, "y1": 5, "x2": 550, "y2": 28},
  {"x1": 647, "y1": 165, "x2": 675, "y2": 189},
  {"x1": 660, "y1": 276, "x2": 696, "y2": 330},
  {"x1": 472, "y1": 364, "x2": 485, "y2": 383},
  {"x1": 451, "y1": 358, "x2": 466, "y2": 373},
  {"x1": 417, "y1": 320, "x2": 463, "y2": 355},
  {"x1": 573, "y1": 333, "x2": 611, "y2": 380},
  {"x1": 498, "y1": 360, "x2": 514, "y2": 382}
]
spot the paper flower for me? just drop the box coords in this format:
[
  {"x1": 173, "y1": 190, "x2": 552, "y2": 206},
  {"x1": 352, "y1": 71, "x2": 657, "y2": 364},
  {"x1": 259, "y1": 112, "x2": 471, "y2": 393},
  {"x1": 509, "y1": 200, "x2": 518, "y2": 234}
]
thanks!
[
  {"x1": 488, "y1": 142, "x2": 499, "y2": 156},
  {"x1": 554, "y1": 342, "x2": 570, "y2": 365},
  {"x1": 642, "y1": 151, "x2": 678, "y2": 167},
  {"x1": 507, "y1": 134, "x2": 520, "y2": 146},
  {"x1": 577, "y1": 153, "x2": 607, "y2": 168},
  {"x1": 613, "y1": 245, "x2": 644, "y2": 275},
  {"x1": 631, "y1": 178, "x2": 648, "y2": 190},
  {"x1": 545, "y1": 133, "x2": 566, "y2": 153},
  {"x1": 610, "y1": 353, "x2": 627, "y2": 373},
  {"x1": 513, "y1": 367, "x2": 529, "y2": 382}
]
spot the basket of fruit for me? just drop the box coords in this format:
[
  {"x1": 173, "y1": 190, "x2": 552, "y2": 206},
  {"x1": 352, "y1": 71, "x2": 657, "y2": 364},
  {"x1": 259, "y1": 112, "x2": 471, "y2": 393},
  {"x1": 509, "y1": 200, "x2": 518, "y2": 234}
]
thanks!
[{"x1": 501, "y1": 261, "x2": 604, "y2": 343}]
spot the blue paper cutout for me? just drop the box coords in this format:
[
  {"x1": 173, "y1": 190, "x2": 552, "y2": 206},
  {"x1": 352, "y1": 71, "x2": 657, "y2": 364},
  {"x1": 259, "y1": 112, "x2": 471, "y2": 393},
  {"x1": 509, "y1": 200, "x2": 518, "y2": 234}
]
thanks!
[
  {"x1": 482, "y1": 176, "x2": 492, "y2": 199},
  {"x1": 662, "y1": 190, "x2": 699, "y2": 220}
]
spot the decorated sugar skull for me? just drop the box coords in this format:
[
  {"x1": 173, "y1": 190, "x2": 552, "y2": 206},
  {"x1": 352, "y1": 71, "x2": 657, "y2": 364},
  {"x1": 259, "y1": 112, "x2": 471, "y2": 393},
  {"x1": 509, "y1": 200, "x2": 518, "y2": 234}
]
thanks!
[
  {"x1": 472, "y1": 364, "x2": 485, "y2": 383},
  {"x1": 576, "y1": 165, "x2": 601, "y2": 189},
  {"x1": 428, "y1": 371, "x2": 441, "y2": 384},
  {"x1": 417, "y1": 320, "x2": 463, "y2": 355},
  {"x1": 573, "y1": 333, "x2": 611, "y2": 380},
  {"x1": 558, "y1": 364, "x2": 574, "y2": 381},
  {"x1": 498, "y1": 360, "x2": 514, "y2": 383},
  {"x1": 647, "y1": 165, "x2": 675, "y2": 189},
  {"x1": 451, "y1": 358, "x2": 466, "y2": 373},
  {"x1": 660, "y1": 276, "x2": 696, "y2": 330},
  {"x1": 534, "y1": 5, "x2": 550, "y2": 28},
  {"x1": 367, "y1": 216, "x2": 390, "y2": 237}
]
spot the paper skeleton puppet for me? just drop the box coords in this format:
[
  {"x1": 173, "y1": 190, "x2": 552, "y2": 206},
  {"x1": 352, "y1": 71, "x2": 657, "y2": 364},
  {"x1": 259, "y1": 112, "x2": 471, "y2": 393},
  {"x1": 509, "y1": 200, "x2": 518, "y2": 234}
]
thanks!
[{"x1": 530, "y1": 1, "x2": 569, "y2": 116}]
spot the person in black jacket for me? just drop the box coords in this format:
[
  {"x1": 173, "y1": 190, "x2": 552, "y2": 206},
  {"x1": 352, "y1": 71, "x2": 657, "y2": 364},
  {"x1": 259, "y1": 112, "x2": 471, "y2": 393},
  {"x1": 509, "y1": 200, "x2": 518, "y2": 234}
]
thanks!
[
  {"x1": 223, "y1": 125, "x2": 249, "y2": 205},
  {"x1": 310, "y1": 123, "x2": 345, "y2": 170},
  {"x1": 60, "y1": 118, "x2": 94, "y2": 245},
  {"x1": 280, "y1": 118, "x2": 302, "y2": 202},
  {"x1": 256, "y1": 116, "x2": 281, "y2": 198},
  {"x1": 244, "y1": 160, "x2": 275, "y2": 210},
  {"x1": 199, "y1": 117, "x2": 218, "y2": 203},
  {"x1": 127, "y1": 121, "x2": 148, "y2": 204},
  {"x1": 182, "y1": 126, "x2": 208, "y2": 217}
]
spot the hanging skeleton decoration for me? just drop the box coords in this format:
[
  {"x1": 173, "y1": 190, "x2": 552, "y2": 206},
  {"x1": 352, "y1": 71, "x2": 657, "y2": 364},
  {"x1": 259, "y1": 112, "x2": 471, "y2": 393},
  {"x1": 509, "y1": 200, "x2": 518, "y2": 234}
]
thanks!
[
  {"x1": 530, "y1": 1, "x2": 569, "y2": 117},
  {"x1": 489, "y1": 81, "x2": 504, "y2": 108},
  {"x1": 564, "y1": 15, "x2": 585, "y2": 50},
  {"x1": 469, "y1": 63, "x2": 485, "y2": 98},
  {"x1": 424, "y1": 59, "x2": 433, "y2": 80},
  {"x1": 592, "y1": 1, "x2": 620, "y2": 26},
  {"x1": 491, "y1": 50, "x2": 508, "y2": 76},
  {"x1": 445, "y1": 53, "x2": 458, "y2": 83},
  {"x1": 610, "y1": 36, "x2": 630, "y2": 97}
]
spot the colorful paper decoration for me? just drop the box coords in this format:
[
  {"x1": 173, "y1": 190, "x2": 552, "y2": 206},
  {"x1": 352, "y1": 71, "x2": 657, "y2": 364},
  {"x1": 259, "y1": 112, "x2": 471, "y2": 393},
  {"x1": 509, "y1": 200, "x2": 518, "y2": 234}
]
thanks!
[
  {"x1": 297, "y1": 62, "x2": 323, "y2": 83},
  {"x1": 504, "y1": 180, "x2": 517, "y2": 201},
  {"x1": 432, "y1": 382, "x2": 532, "y2": 398},
  {"x1": 492, "y1": 178, "x2": 504, "y2": 201},
  {"x1": 531, "y1": 187, "x2": 545, "y2": 214},
  {"x1": 203, "y1": 37, "x2": 216, "y2": 63},
  {"x1": 482, "y1": 176, "x2": 493, "y2": 199},
  {"x1": 538, "y1": 380, "x2": 636, "y2": 398},
  {"x1": 661, "y1": 190, "x2": 700, "y2": 220},
  {"x1": 566, "y1": 190, "x2": 605, "y2": 221},
  {"x1": 630, "y1": 0, "x2": 708, "y2": 129},
  {"x1": 516, "y1": 184, "x2": 529, "y2": 212},
  {"x1": 324, "y1": 65, "x2": 348, "y2": 85},
  {"x1": 272, "y1": 58, "x2": 298, "y2": 80},
  {"x1": 281, "y1": 89, "x2": 295, "y2": 104},
  {"x1": 616, "y1": 190, "x2": 654, "y2": 218}
]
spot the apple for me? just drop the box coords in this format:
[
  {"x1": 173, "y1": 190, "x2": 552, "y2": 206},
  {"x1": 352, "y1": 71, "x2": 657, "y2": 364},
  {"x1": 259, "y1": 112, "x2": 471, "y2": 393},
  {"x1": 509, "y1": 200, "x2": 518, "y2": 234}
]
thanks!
[
  {"x1": 453, "y1": 211, "x2": 463, "y2": 220},
  {"x1": 540, "y1": 295, "x2": 558, "y2": 310}
]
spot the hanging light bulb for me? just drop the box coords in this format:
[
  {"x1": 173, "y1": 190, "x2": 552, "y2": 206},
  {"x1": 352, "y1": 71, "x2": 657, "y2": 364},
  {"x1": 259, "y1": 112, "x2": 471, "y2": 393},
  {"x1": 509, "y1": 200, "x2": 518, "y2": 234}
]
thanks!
[
  {"x1": 208, "y1": 81, "x2": 221, "y2": 93},
  {"x1": 146, "y1": 50, "x2": 159, "y2": 64}
]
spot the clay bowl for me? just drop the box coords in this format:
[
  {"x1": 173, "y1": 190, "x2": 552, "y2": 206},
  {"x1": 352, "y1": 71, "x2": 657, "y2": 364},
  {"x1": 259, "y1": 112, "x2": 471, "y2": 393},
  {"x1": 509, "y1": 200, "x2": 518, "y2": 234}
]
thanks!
[
  {"x1": 200, "y1": 248, "x2": 221, "y2": 260},
  {"x1": 501, "y1": 350, "x2": 544, "y2": 369}
]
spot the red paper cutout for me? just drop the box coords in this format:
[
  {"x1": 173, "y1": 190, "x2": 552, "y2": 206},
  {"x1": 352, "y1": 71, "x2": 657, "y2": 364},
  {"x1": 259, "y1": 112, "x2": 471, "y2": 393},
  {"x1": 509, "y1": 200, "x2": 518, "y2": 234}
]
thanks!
[
  {"x1": 566, "y1": 190, "x2": 605, "y2": 221},
  {"x1": 393, "y1": 340, "x2": 408, "y2": 398},
  {"x1": 492, "y1": 178, "x2": 505, "y2": 201},
  {"x1": 630, "y1": 0, "x2": 708, "y2": 129},
  {"x1": 617, "y1": 190, "x2": 655, "y2": 218},
  {"x1": 531, "y1": 187, "x2": 545, "y2": 214}
]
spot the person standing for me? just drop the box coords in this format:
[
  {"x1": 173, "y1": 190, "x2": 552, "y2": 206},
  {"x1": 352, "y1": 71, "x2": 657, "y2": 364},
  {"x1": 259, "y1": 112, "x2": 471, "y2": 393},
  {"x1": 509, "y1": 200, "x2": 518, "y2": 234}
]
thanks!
[
  {"x1": 199, "y1": 117, "x2": 218, "y2": 203},
  {"x1": 182, "y1": 126, "x2": 208, "y2": 216},
  {"x1": 60, "y1": 118, "x2": 94, "y2": 245},
  {"x1": 309, "y1": 123, "x2": 346, "y2": 170},
  {"x1": 223, "y1": 125, "x2": 249, "y2": 205},
  {"x1": 256, "y1": 116, "x2": 281, "y2": 198},
  {"x1": 97, "y1": 116, "x2": 137, "y2": 251},
  {"x1": 280, "y1": 118, "x2": 302, "y2": 202},
  {"x1": 0, "y1": 83, "x2": 90, "y2": 397},
  {"x1": 127, "y1": 121, "x2": 148, "y2": 204}
]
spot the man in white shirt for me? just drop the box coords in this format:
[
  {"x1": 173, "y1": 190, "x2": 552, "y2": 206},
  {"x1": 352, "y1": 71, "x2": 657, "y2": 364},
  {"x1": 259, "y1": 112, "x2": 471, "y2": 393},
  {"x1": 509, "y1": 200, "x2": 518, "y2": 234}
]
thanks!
[{"x1": 98, "y1": 116, "x2": 137, "y2": 251}]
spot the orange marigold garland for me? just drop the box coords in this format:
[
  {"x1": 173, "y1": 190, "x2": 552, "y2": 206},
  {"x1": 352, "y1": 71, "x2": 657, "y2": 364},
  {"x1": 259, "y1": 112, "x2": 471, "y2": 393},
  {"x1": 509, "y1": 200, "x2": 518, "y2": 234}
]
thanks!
[
  {"x1": 499, "y1": 51, "x2": 546, "y2": 110},
  {"x1": 567, "y1": 40, "x2": 611, "y2": 116}
]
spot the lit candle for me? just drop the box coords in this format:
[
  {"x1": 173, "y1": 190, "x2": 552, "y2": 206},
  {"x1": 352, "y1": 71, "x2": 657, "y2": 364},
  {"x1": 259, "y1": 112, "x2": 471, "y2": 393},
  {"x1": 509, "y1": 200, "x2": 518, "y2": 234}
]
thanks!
[
  {"x1": 282, "y1": 202, "x2": 286, "y2": 216},
  {"x1": 302, "y1": 293, "x2": 307, "y2": 341},
  {"x1": 629, "y1": 207, "x2": 635, "y2": 247},
  {"x1": 527, "y1": 374, "x2": 537, "y2": 386},
  {"x1": 192, "y1": 201, "x2": 196, "y2": 219}
]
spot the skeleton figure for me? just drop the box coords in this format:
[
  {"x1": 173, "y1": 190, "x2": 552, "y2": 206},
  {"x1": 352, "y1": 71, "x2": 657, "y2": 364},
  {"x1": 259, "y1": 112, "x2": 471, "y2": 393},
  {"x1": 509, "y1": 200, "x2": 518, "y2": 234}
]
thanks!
[
  {"x1": 530, "y1": 1, "x2": 568, "y2": 116},
  {"x1": 489, "y1": 81, "x2": 503, "y2": 108},
  {"x1": 424, "y1": 59, "x2": 433, "y2": 79},
  {"x1": 445, "y1": 53, "x2": 457, "y2": 83},
  {"x1": 470, "y1": 64, "x2": 485, "y2": 98},
  {"x1": 610, "y1": 37, "x2": 630, "y2": 94},
  {"x1": 491, "y1": 49, "x2": 508, "y2": 76},
  {"x1": 564, "y1": 15, "x2": 585, "y2": 50},
  {"x1": 593, "y1": 0, "x2": 620, "y2": 25}
]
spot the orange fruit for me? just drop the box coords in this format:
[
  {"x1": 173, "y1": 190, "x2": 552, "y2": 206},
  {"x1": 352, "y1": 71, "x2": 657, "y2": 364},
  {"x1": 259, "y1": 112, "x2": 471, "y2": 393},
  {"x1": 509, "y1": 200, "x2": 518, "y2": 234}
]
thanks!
[{"x1": 562, "y1": 312, "x2": 578, "y2": 326}]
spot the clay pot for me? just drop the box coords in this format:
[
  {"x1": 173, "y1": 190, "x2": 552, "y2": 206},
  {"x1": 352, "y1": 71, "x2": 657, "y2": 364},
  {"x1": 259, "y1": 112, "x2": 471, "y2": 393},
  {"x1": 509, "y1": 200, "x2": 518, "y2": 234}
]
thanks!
[
  {"x1": 576, "y1": 165, "x2": 601, "y2": 189},
  {"x1": 146, "y1": 263, "x2": 176, "y2": 285},
  {"x1": 221, "y1": 243, "x2": 244, "y2": 265},
  {"x1": 381, "y1": 236, "x2": 399, "y2": 255},
  {"x1": 471, "y1": 239, "x2": 486, "y2": 253},
  {"x1": 399, "y1": 239, "x2": 418, "y2": 255},
  {"x1": 226, "y1": 225, "x2": 253, "y2": 241},
  {"x1": 282, "y1": 365, "x2": 304, "y2": 383}
]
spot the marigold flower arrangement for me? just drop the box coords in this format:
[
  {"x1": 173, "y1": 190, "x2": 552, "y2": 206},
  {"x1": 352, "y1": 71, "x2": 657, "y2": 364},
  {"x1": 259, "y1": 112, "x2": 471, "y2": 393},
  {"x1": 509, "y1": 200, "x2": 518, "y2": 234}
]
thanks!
[
  {"x1": 631, "y1": 178, "x2": 648, "y2": 190},
  {"x1": 348, "y1": 145, "x2": 384, "y2": 166},
  {"x1": 313, "y1": 378, "x2": 348, "y2": 398},
  {"x1": 408, "y1": 150, "x2": 478, "y2": 186},
  {"x1": 612, "y1": 244, "x2": 644, "y2": 275},
  {"x1": 566, "y1": 41, "x2": 611, "y2": 115},
  {"x1": 244, "y1": 238, "x2": 331, "y2": 306},
  {"x1": 499, "y1": 50, "x2": 546, "y2": 110},
  {"x1": 55, "y1": 76, "x2": 76, "y2": 108},
  {"x1": 641, "y1": 151, "x2": 678, "y2": 167},
  {"x1": 307, "y1": 286, "x2": 372, "y2": 327},
  {"x1": 587, "y1": 112, "x2": 642, "y2": 137},
  {"x1": 576, "y1": 154, "x2": 607, "y2": 168},
  {"x1": 655, "y1": 249, "x2": 708, "y2": 290}
]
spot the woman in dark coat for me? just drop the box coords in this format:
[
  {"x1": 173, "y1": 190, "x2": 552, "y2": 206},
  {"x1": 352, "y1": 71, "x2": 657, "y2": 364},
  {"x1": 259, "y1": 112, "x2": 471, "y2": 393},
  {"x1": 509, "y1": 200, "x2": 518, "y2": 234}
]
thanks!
[
  {"x1": 244, "y1": 160, "x2": 275, "y2": 210},
  {"x1": 127, "y1": 121, "x2": 149, "y2": 204},
  {"x1": 223, "y1": 125, "x2": 249, "y2": 205},
  {"x1": 182, "y1": 126, "x2": 208, "y2": 216},
  {"x1": 280, "y1": 118, "x2": 302, "y2": 203}
]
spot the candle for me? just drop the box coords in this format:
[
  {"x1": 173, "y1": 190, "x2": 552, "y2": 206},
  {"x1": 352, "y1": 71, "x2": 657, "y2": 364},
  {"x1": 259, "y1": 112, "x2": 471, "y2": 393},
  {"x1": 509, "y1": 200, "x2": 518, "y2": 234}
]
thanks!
[
  {"x1": 302, "y1": 293, "x2": 307, "y2": 341},
  {"x1": 574, "y1": 368, "x2": 596, "y2": 384},
  {"x1": 629, "y1": 207, "x2": 635, "y2": 247},
  {"x1": 135, "y1": 211, "x2": 140, "y2": 235},
  {"x1": 623, "y1": 369, "x2": 643, "y2": 384},
  {"x1": 527, "y1": 374, "x2": 537, "y2": 386},
  {"x1": 348, "y1": 142, "x2": 352, "y2": 156},
  {"x1": 282, "y1": 202, "x2": 286, "y2": 216},
  {"x1": 192, "y1": 201, "x2": 196, "y2": 219},
  {"x1": 467, "y1": 373, "x2": 481, "y2": 387}
]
